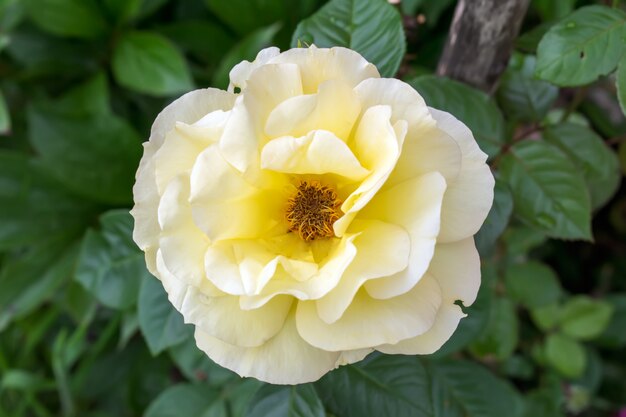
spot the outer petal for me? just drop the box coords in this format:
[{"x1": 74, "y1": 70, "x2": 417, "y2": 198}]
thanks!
[
  {"x1": 296, "y1": 274, "x2": 442, "y2": 351},
  {"x1": 261, "y1": 130, "x2": 369, "y2": 179},
  {"x1": 268, "y1": 46, "x2": 380, "y2": 94},
  {"x1": 358, "y1": 172, "x2": 447, "y2": 299},
  {"x1": 376, "y1": 304, "x2": 466, "y2": 355},
  {"x1": 228, "y1": 47, "x2": 281, "y2": 92},
  {"x1": 194, "y1": 312, "x2": 340, "y2": 385},
  {"x1": 431, "y1": 108, "x2": 495, "y2": 242}
]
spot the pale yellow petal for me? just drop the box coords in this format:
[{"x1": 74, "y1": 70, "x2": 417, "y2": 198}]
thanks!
[
  {"x1": 429, "y1": 238, "x2": 481, "y2": 305},
  {"x1": 131, "y1": 142, "x2": 160, "y2": 252},
  {"x1": 296, "y1": 274, "x2": 442, "y2": 351},
  {"x1": 228, "y1": 47, "x2": 281, "y2": 92},
  {"x1": 261, "y1": 130, "x2": 369, "y2": 179},
  {"x1": 194, "y1": 312, "x2": 340, "y2": 384}
]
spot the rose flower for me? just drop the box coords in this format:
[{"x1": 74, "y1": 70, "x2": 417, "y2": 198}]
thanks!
[{"x1": 132, "y1": 46, "x2": 495, "y2": 384}]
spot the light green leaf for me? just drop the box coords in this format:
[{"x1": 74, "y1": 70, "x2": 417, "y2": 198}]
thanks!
[
  {"x1": 475, "y1": 179, "x2": 513, "y2": 255},
  {"x1": 139, "y1": 276, "x2": 191, "y2": 355},
  {"x1": 27, "y1": 104, "x2": 141, "y2": 205},
  {"x1": 505, "y1": 261, "x2": 562, "y2": 309},
  {"x1": 409, "y1": 76, "x2": 506, "y2": 157},
  {"x1": 0, "y1": 89, "x2": 9, "y2": 134},
  {"x1": 75, "y1": 210, "x2": 147, "y2": 310},
  {"x1": 246, "y1": 384, "x2": 325, "y2": 417},
  {"x1": 530, "y1": 303, "x2": 562, "y2": 331},
  {"x1": 616, "y1": 55, "x2": 626, "y2": 117},
  {"x1": 500, "y1": 140, "x2": 592, "y2": 240},
  {"x1": 470, "y1": 296, "x2": 519, "y2": 360},
  {"x1": 559, "y1": 296, "x2": 613, "y2": 340},
  {"x1": 144, "y1": 383, "x2": 224, "y2": 417},
  {"x1": 112, "y1": 31, "x2": 193, "y2": 96},
  {"x1": 545, "y1": 333, "x2": 586, "y2": 378},
  {"x1": 291, "y1": 0, "x2": 405, "y2": 77},
  {"x1": 536, "y1": 5, "x2": 626, "y2": 86},
  {"x1": 24, "y1": 0, "x2": 108, "y2": 39},
  {"x1": 212, "y1": 23, "x2": 280, "y2": 89},
  {"x1": 503, "y1": 226, "x2": 547, "y2": 256},
  {"x1": 543, "y1": 123, "x2": 620, "y2": 210},
  {"x1": 317, "y1": 355, "x2": 523, "y2": 417},
  {"x1": 497, "y1": 54, "x2": 558, "y2": 122}
]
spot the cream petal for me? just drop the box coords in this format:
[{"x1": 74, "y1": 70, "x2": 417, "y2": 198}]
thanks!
[
  {"x1": 335, "y1": 349, "x2": 373, "y2": 367},
  {"x1": 261, "y1": 130, "x2": 369, "y2": 179},
  {"x1": 358, "y1": 172, "x2": 447, "y2": 299},
  {"x1": 220, "y1": 63, "x2": 303, "y2": 172},
  {"x1": 194, "y1": 312, "x2": 340, "y2": 384},
  {"x1": 228, "y1": 47, "x2": 281, "y2": 92},
  {"x1": 315, "y1": 219, "x2": 410, "y2": 324},
  {"x1": 155, "y1": 249, "x2": 190, "y2": 309},
  {"x1": 268, "y1": 46, "x2": 379, "y2": 94},
  {"x1": 265, "y1": 79, "x2": 361, "y2": 140},
  {"x1": 181, "y1": 291, "x2": 293, "y2": 347},
  {"x1": 428, "y1": 238, "x2": 481, "y2": 305},
  {"x1": 376, "y1": 303, "x2": 466, "y2": 355},
  {"x1": 430, "y1": 108, "x2": 495, "y2": 242},
  {"x1": 296, "y1": 274, "x2": 442, "y2": 351},
  {"x1": 131, "y1": 142, "x2": 160, "y2": 252},
  {"x1": 333, "y1": 105, "x2": 404, "y2": 236}
]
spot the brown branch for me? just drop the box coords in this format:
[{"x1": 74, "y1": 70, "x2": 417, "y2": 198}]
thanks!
[{"x1": 437, "y1": 0, "x2": 531, "y2": 94}]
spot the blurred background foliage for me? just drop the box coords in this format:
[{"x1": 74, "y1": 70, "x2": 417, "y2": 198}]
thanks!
[{"x1": 0, "y1": 0, "x2": 625, "y2": 416}]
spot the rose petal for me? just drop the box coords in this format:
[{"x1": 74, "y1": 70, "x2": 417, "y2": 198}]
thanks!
[{"x1": 429, "y1": 237, "x2": 481, "y2": 305}]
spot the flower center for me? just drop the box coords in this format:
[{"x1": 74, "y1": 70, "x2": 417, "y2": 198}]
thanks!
[{"x1": 285, "y1": 181, "x2": 342, "y2": 241}]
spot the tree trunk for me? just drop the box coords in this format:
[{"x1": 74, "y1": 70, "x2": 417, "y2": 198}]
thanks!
[{"x1": 437, "y1": 0, "x2": 531, "y2": 93}]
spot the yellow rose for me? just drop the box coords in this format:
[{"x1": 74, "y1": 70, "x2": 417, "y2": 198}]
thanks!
[{"x1": 132, "y1": 46, "x2": 494, "y2": 384}]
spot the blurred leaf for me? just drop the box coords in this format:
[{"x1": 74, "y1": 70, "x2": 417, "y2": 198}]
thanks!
[
  {"x1": 0, "y1": 151, "x2": 93, "y2": 249},
  {"x1": 228, "y1": 379, "x2": 264, "y2": 417},
  {"x1": 112, "y1": 31, "x2": 194, "y2": 96},
  {"x1": 212, "y1": 23, "x2": 280, "y2": 89},
  {"x1": 497, "y1": 54, "x2": 558, "y2": 122},
  {"x1": 157, "y1": 20, "x2": 235, "y2": 63},
  {"x1": 144, "y1": 384, "x2": 224, "y2": 417},
  {"x1": 246, "y1": 384, "x2": 325, "y2": 417},
  {"x1": 597, "y1": 294, "x2": 626, "y2": 348},
  {"x1": 0, "y1": 0, "x2": 24, "y2": 31},
  {"x1": 317, "y1": 355, "x2": 523, "y2": 417},
  {"x1": 531, "y1": 303, "x2": 562, "y2": 331},
  {"x1": 0, "y1": 89, "x2": 9, "y2": 134},
  {"x1": 470, "y1": 296, "x2": 519, "y2": 360},
  {"x1": 24, "y1": 0, "x2": 108, "y2": 39},
  {"x1": 55, "y1": 72, "x2": 110, "y2": 116},
  {"x1": 516, "y1": 22, "x2": 553, "y2": 53},
  {"x1": 559, "y1": 296, "x2": 613, "y2": 340},
  {"x1": 545, "y1": 333, "x2": 586, "y2": 378},
  {"x1": 500, "y1": 140, "x2": 592, "y2": 240},
  {"x1": 75, "y1": 210, "x2": 147, "y2": 310},
  {"x1": 505, "y1": 261, "x2": 562, "y2": 309},
  {"x1": 138, "y1": 276, "x2": 191, "y2": 355},
  {"x1": 102, "y1": 0, "x2": 142, "y2": 24},
  {"x1": 531, "y1": 0, "x2": 576, "y2": 21},
  {"x1": 503, "y1": 226, "x2": 547, "y2": 256},
  {"x1": 292, "y1": 0, "x2": 406, "y2": 77},
  {"x1": 543, "y1": 123, "x2": 620, "y2": 210},
  {"x1": 617, "y1": 54, "x2": 626, "y2": 117},
  {"x1": 536, "y1": 5, "x2": 626, "y2": 86},
  {"x1": 28, "y1": 104, "x2": 142, "y2": 205},
  {"x1": 409, "y1": 76, "x2": 505, "y2": 157},
  {"x1": 1, "y1": 370, "x2": 56, "y2": 392},
  {"x1": 475, "y1": 180, "x2": 513, "y2": 255},
  {"x1": 169, "y1": 340, "x2": 236, "y2": 385}
]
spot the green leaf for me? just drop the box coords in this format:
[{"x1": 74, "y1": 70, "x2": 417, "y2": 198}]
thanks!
[
  {"x1": 475, "y1": 179, "x2": 513, "y2": 255},
  {"x1": 55, "y1": 73, "x2": 110, "y2": 116},
  {"x1": 503, "y1": 226, "x2": 547, "y2": 256},
  {"x1": 530, "y1": 303, "x2": 562, "y2": 331},
  {"x1": 228, "y1": 380, "x2": 264, "y2": 417},
  {"x1": 536, "y1": 5, "x2": 626, "y2": 86},
  {"x1": 291, "y1": 0, "x2": 406, "y2": 77},
  {"x1": 497, "y1": 54, "x2": 558, "y2": 122},
  {"x1": 597, "y1": 294, "x2": 626, "y2": 348},
  {"x1": 409, "y1": 76, "x2": 506, "y2": 157},
  {"x1": 559, "y1": 296, "x2": 613, "y2": 340},
  {"x1": 168, "y1": 341, "x2": 236, "y2": 385},
  {"x1": 317, "y1": 355, "x2": 523, "y2": 417},
  {"x1": 532, "y1": 0, "x2": 576, "y2": 21},
  {"x1": 0, "y1": 151, "x2": 94, "y2": 249},
  {"x1": 246, "y1": 384, "x2": 325, "y2": 417},
  {"x1": 212, "y1": 23, "x2": 281, "y2": 89},
  {"x1": 616, "y1": 54, "x2": 626, "y2": 117},
  {"x1": 0, "y1": 89, "x2": 10, "y2": 134},
  {"x1": 157, "y1": 20, "x2": 235, "y2": 63},
  {"x1": 543, "y1": 123, "x2": 620, "y2": 210},
  {"x1": 138, "y1": 276, "x2": 191, "y2": 355},
  {"x1": 144, "y1": 383, "x2": 224, "y2": 417},
  {"x1": 500, "y1": 140, "x2": 592, "y2": 240},
  {"x1": 102, "y1": 0, "x2": 142, "y2": 24},
  {"x1": 75, "y1": 210, "x2": 147, "y2": 310},
  {"x1": 545, "y1": 333, "x2": 586, "y2": 378},
  {"x1": 112, "y1": 31, "x2": 193, "y2": 96},
  {"x1": 24, "y1": 0, "x2": 108, "y2": 39},
  {"x1": 27, "y1": 104, "x2": 141, "y2": 205},
  {"x1": 470, "y1": 296, "x2": 519, "y2": 360},
  {"x1": 505, "y1": 261, "x2": 562, "y2": 309}
]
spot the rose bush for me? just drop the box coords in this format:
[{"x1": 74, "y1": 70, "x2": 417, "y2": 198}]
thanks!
[{"x1": 132, "y1": 46, "x2": 495, "y2": 384}]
